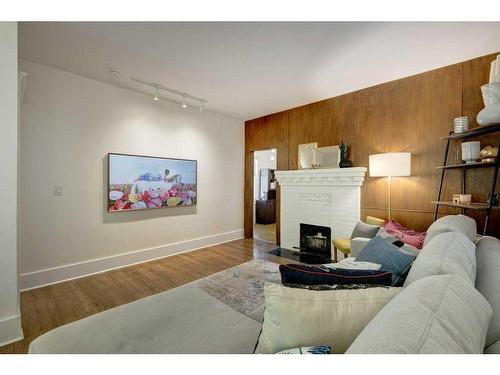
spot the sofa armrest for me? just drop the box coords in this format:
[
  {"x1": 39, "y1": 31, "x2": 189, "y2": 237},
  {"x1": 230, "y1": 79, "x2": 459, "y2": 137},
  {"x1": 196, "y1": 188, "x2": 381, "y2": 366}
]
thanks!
[{"x1": 350, "y1": 237, "x2": 371, "y2": 257}]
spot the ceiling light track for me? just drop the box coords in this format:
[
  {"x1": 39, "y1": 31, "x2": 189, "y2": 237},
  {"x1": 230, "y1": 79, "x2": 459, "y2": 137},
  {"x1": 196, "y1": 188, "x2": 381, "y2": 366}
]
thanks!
[{"x1": 130, "y1": 76, "x2": 207, "y2": 110}]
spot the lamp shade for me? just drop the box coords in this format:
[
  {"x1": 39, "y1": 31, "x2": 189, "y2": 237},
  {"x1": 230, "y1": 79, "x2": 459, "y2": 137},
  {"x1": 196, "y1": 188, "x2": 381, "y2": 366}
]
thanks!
[{"x1": 369, "y1": 152, "x2": 411, "y2": 177}]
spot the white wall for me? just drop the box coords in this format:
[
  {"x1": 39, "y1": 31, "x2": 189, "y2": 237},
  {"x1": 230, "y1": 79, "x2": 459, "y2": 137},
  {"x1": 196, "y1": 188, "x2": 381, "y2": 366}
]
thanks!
[
  {"x1": 19, "y1": 60, "x2": 244, "y2": 289},
  {"x1": 0, "y1": 22, "x2": 23, "y2": 346}
]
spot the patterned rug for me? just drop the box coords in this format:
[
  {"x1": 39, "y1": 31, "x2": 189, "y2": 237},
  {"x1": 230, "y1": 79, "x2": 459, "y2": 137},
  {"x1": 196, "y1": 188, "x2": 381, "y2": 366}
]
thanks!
[{"x1": 194, "y1": 259, "x2": 280, "y2": 316}]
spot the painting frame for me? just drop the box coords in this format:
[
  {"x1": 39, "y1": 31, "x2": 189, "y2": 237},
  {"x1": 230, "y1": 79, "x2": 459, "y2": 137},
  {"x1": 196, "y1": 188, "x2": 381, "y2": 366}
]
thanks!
[{"x1": 107, "y1": 152, "x2": 198, "y2": 212}]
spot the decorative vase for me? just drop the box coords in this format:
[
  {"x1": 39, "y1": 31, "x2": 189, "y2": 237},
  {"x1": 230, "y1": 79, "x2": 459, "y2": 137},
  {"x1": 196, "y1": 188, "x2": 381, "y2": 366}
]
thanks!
[
  {"x1": 477, "y1": 83, "x2": 500, "y2": 125},
  {"x1": 461, "y1": 141, "x2": 481, "y2": 164}
]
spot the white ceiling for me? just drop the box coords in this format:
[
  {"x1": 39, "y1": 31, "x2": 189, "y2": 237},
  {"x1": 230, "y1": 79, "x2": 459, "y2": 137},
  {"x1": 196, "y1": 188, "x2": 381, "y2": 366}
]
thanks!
[{"x1": 19, "y1": 22, "x2": 500, "y2": 120}]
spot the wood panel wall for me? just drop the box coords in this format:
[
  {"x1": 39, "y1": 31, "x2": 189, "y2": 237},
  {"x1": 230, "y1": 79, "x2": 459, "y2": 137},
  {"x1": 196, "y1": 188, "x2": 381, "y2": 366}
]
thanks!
[{"x1": 245, "y1": 52, "x2": 500, "y2": 241}]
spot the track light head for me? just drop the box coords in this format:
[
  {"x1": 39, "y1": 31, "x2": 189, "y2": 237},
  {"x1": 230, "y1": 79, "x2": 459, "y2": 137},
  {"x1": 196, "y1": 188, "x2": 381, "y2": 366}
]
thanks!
[
  {"x1": 181, "y1": 95, "x2": 187, "y2": 109},
  {"x1": 199, "y1": 101, "x2": 204, "y2": 112},
  {"x1": 153, "y1": 87, "x2": 160, "y2": 101}
]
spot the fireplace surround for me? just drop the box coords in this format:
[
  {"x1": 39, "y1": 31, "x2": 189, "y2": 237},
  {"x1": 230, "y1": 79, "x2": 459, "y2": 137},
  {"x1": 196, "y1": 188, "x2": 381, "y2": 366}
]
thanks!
[{"x1": 275, "y1": 167, "x2": 367, "y2": 256}]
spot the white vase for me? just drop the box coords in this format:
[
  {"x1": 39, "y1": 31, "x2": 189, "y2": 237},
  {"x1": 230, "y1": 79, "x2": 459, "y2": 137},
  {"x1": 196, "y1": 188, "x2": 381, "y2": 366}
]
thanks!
[
  {"x1": 461, "y1": 141, "x2": 481, "y2": 164},
  {"x1": 477, "y1": 83, "x2": 500, "y2": 125}
]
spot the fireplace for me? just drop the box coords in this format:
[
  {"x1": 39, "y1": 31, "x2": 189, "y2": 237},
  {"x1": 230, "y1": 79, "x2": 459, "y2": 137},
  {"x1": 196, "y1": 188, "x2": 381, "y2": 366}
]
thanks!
[{"x1": 299, "y1": 223, "x2": 331, "y2": 257}]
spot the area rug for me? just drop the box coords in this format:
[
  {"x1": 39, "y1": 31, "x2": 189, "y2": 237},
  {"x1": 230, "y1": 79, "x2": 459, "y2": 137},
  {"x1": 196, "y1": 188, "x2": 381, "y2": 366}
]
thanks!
[{"x1": 193, "y1": 259, "x2": 280, "y2": 316}]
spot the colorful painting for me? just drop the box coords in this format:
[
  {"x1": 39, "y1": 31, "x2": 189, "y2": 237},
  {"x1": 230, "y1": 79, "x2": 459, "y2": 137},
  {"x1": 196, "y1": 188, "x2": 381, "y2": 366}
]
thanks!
[{"x1": 108, "y1": 153, "x2": 197, "y2": 212}]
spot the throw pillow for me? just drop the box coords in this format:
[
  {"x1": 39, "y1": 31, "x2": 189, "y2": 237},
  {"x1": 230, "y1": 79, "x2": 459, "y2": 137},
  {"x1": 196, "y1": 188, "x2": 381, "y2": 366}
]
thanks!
[
  {"x1": 383, "y1": 220, "x2": 426, "y2": 249},
  {"x1": 324, "y1": 257, "x2": 382, "y2": 270},
  {"x1": 283, "y1": 283, "x2": 391, "y2": 291},
  {"x1": 254, "y1": 282, "x2": 401, "y2": 354},
  {"x1": 350, "y1": 221, "x2": 381, "y2": 239},
  {"x1": 355, "y1": 236, "x2": 416, "y2": 286},
  {"x1": 377, "y1": 228, "x2": 420, "y2": 256},
  {"x1": 276, "y1": 344, "x2": 331, "y2": 354},
  {"x1": 279, "y1": 264, "x2": 392, "y2": 286}
]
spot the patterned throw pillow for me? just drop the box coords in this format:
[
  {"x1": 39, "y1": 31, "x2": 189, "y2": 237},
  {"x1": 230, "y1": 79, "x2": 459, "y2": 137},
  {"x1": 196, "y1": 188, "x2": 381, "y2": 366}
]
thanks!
[
  {"x1": 283, "y1": 283, "x2": 392, "y2": 291},
  {"x1": 383, "y1": 220, "x2": 426, "y2": 249},
  {"x1": 276, "y1": 344, "x2": 331, "y2": 354},
  {"x1": 279, "y1": 264, "x2": 392, "y2": 286}
]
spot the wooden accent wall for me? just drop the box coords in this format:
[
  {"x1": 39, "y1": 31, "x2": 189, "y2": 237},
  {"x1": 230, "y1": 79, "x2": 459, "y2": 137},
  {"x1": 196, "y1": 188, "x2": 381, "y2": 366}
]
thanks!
[{"x1": 245, "y1": 52, "x2": 500, "y2": 241}]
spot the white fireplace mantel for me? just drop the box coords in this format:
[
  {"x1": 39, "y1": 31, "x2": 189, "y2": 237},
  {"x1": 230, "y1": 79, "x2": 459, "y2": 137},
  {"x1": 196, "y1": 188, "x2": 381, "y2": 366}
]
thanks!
[
  {"x1": 275, "y1": 167, "x2": 367, "y2": 186},
  {"x1": 275, "y1": 167, "x2": 367, "y2": 253}
]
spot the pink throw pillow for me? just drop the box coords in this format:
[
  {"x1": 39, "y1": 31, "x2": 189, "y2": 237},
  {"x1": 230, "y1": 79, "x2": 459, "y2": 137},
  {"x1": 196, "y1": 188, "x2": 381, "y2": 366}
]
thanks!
[{"x1": 383, "y1": 220, "x2": 426, "y2": 249}]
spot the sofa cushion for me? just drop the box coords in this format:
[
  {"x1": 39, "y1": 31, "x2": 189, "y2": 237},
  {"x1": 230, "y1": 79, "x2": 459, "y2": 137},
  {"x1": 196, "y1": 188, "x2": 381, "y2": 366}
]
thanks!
[
  {"x1": 425, "y1": 214, "x2": 476, "y2": 245},
  {"x1": 279, "y1": 264, "x2": 392, "y2": 286},
  {"x1": 475, "y1": 236, "x2": 500, "y2": 350},
  {"x1": 346, "y1": 274, "x2": 493, "y2": 354},
  {"x1": 255, "y1": 283, "x2": 400, "y2": 354},
  {"x1": 29, "y1": 285, "x2": 262, "y2": 354},
  {"x1": 484, "y1": 340, "x2": 500, "y2": 354},
  {"x1": 355, "y1": 236, "x2": 416, "y2": 286},
  {"x1": 404, "y1": 232, "x2": 476, "y2": 287}
]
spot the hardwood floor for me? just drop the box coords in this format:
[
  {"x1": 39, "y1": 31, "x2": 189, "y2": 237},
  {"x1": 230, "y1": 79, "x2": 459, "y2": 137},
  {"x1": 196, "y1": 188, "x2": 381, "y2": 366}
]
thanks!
[
  {"x1": 253, "y1": 223, "x2": 276, "y2": 243},
  {"x1": 0, "y1": 238, "x2": 286, "y2": 354}
]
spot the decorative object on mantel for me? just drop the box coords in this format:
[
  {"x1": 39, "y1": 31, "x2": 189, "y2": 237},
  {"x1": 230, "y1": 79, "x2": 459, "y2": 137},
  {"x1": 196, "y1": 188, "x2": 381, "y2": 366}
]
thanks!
[
  {"x1": 339, "y1": 141, "x2": 353, "y2": 168},
  {"x1": 315, "y1": 145, "x2": 341, "y2": 169},
  {"x1": 480, "y1": 145, "x2": 498, "y2": 164},
  {"x1": 461, "y1": 141, "x2": 481, "y2": 164},
  {"x1": 453, "y1": 116, "x2": 469, "y2": 134},
  {"x1": 477, "y1": 55, "x2": 500, "y2": 125},
  {"x1": 369, "y1": 152, "x2": 411, "y2": 220},
  {"x1": 298, "y1": 143, "x2": 318, "y2": 169}
]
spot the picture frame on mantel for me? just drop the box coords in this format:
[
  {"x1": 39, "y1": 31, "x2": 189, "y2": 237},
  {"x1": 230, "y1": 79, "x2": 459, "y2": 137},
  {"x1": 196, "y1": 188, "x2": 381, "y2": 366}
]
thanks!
[{"x1": 298, "y1": 142, "x2": 318, "y2": 169}]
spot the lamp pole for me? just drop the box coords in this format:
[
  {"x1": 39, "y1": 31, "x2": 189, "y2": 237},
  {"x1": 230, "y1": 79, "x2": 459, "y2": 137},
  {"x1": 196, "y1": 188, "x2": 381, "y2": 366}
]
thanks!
[{"x1": 387, "y1": 175, "x2": 392, "y2": 220}]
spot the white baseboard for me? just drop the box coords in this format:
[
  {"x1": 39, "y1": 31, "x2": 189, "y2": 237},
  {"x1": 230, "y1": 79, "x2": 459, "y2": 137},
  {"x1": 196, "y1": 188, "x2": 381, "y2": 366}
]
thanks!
[
  {"x1": 20, "y1": 229, "x2": 244, "y2": 291},
  {"x1": 0, "y1": 315, "x2": 23, "y2": 347}
]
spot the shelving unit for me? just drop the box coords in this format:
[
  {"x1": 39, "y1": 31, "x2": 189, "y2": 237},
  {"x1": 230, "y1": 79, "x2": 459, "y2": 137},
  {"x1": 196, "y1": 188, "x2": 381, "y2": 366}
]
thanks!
[{"x1": 433, "y1": 123, "x2": 500, "y2": 235}]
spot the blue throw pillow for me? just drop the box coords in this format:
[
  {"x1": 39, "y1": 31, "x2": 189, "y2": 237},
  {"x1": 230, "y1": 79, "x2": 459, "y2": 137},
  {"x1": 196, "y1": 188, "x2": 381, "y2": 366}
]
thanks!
[
  {"x1": 279, "y1": 264, "x2": 392, "y2": 286},
  {"x1": 355, "y1": 236, "x2": 416, "y2": 286}
]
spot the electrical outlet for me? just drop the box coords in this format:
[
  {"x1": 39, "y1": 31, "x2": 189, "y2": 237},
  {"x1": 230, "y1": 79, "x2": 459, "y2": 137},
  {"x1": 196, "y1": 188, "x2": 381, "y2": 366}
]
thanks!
[{"x1": 54, "y1": 185, "x2": 64, "y2": 196}]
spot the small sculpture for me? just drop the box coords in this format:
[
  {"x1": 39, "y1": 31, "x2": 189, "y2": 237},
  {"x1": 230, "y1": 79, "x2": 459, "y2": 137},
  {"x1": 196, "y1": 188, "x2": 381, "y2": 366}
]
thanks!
[
  {"x1": 338, "y1": 141, "x2": 352, "y2": 168},
  {"x1": 480, "y1": 145, "x2": 498, "y2": 164}
]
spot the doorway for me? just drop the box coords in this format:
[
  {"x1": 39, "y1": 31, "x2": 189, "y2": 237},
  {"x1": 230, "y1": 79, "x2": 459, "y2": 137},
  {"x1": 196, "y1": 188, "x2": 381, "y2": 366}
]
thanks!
[{"x1": 253, "y1": 149, "x2": 277, "y2": 244}]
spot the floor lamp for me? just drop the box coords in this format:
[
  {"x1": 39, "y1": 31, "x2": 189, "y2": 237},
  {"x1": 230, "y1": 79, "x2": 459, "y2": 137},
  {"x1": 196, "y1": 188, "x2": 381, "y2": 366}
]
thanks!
[{"x1": 369, "y1": 152, "x2": 411, "y2": 220}]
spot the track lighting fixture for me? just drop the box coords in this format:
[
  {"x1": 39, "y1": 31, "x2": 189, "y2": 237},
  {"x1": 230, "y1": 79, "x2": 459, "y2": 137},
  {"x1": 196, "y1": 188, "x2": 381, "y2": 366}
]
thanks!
[{"x1": 130, "y1": 76, "x2": 207, "y2": 111}]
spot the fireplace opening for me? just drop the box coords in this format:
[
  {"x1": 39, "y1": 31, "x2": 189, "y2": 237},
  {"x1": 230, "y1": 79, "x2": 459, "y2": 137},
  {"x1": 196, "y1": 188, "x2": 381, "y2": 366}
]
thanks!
[
  {"x1": 299, "y1": 223, "x2": 331, "y2": 256},
  {"x1": 267, "y1": 223, "x2": 333, "y2": 264}
]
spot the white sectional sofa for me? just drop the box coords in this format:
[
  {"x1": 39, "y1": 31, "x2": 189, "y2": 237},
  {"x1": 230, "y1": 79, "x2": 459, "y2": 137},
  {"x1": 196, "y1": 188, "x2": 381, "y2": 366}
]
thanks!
[{"x1": 29, "y1": 215, "x2": 500, "y2": 354}]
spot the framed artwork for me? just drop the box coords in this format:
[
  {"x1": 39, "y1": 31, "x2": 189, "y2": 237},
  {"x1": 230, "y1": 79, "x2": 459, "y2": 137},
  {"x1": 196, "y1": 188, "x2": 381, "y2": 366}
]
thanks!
[{"x1": 108, "y1": 153, "x2": 197, "y2": 212}]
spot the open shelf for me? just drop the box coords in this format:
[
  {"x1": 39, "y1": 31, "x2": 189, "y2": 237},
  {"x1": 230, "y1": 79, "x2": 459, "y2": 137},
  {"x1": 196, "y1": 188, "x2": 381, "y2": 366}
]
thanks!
[
  {"x1": 442, "y1": 123, "x2": 500, "y2": 140},
  {"x1": 436, "y1": 161, "x2": 498, "y2": 169},
  {"x1": 431, "y1": 201, "x2": 499, "y2": 210}
]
